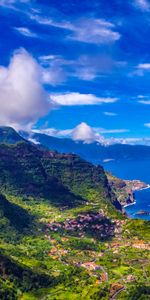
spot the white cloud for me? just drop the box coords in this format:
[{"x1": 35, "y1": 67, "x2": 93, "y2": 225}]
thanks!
[
  {"x1": 28, "y1": 137, "x2": 40, "y2": 144},
  {"x1": 133, "y1": 0, "x2": 150, "y2": 11},
  {"x1": 39, "y1": 54, "x2": 126, "y2": 84},
  {"x1": 137, "y1": 95, "x2": 145, "y2": 99},
  {"x1": 42, "y1": 69, "x2": 65, "y2": 85},
  {"x1": 67, "y1": 18, "x2": 120, "y2": 44},
  {"x1": 1, "y1": 0, "x2": 29, "y2": 3},
  {"x1": 32, "y1": 123, "x2": 129, "y2": 145},
  {"x1": 0, "y1": 48, "x2": 51, "y2": 130},
  {"x1": 14, "y1": 27, "x2": 38, "y2": 38},
  {"x1": 0, "y1": 0, "x2": 29, "y2": 8},
  {"x1": 30, "y1": 122, "x2": 150, "y2": 146},
  {"x1": 133, "y1": 63, "x2": 150, "y2": 76},
  {"x1": 39, "y1": 55, "x2": 58, "y2": 63},
  {"x1": 103, "y1": 111, "x2": 117, "y2": 116},
  {"x1": 144, "y1": 123, "x2": 150, "y2": 127},
  {"x1": 74, "y1": 54, "x2": 114, "y2": 81},
  {"x1": 137, "y1": 95, "x2": 150, "y2": 104},
  {"x1": 39, "y1": 55, "x2": 67, "y2": 85},
  {"x1": 100, "y1": 128, "x2": 129, "y2": 134},
  {"x1": 72, "y1": 122, "x2": 98, "y2": 143},
  {"x1": 33, "y1": 122, "x2": 106, "y2": 144},
  {"x1": 30, "y1": 14, "x2": 120, "y2": 45},
  {"x1": 42, "y1": 67, "x2": 66, "y2": 86},
  {"x1": 138, "y1": 63, "x2": 150, "y2": 69},
  {"x1": 50, "y1": 92, "x2": 118, "y2": 106},
  {"x1": 113, "y1": 137, "x2": 150, "y2": 145},
  {"x1": 29, "y1": 15, "x2": 58, "y2": 27},
  {"x1": 138, "y1": 100, "x2": 150, "y2": 104},
  {"x1": 32, "y1": 127, "x2": 72, "y2": 138}
]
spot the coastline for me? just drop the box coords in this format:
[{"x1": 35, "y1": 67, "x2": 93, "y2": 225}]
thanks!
[
  {"x1": 124, "y1": 201, "x2": 136, "y2": 208},
  {"x1": 123, "y1": 184, "x2": 150, "y2": 208},
  {"x1": 136, "y1": 184, "x2": 150, "y2": 191},
  {"x1": 107, "y1": 173, "x2": 150, "y2": 213}
]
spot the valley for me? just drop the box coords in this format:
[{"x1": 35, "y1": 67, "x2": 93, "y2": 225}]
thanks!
[{"x1": 0, "y1": 128, "x2": 149, "y2": 299}]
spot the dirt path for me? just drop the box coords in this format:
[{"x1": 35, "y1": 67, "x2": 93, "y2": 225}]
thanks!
[{"x1": 110, "y1": 286, "x2": 126, "y2": 299}]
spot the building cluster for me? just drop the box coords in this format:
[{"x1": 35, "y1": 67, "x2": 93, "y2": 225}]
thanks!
[{"x1": 47, "y1": 212, "x2": 115, "y2": 239}]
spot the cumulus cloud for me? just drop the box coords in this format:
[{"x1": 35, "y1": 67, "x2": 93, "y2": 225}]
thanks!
[
  {"x1": 71, "y1": 122, "x2": 98, "y2": 143},
  {"x1": 50, "y1": 92, "x2": 118, "y2": 106},
  {"x1": 14, "y1": 27, "x2": 38, "y2": 38},
  {"x1": 0, "y1": 48, "x2": 50, "y2": 130}
]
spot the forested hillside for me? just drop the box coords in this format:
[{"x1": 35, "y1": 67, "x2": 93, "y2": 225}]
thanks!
[{"x1": 0, "y1": 128, "x2": 149, "y2": 299}]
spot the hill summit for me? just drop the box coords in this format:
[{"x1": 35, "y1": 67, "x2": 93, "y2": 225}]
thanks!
[{"x1": 0, "y1": 126, "x2": 25, "y2": 144}]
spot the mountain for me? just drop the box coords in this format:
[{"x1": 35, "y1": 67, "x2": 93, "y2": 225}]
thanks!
[
  {"x1": 0, "y1": 126, "x2": 25, "y2": 144},
  {"x1": 0, "y1": 127, "x2": 120, "y2": 210},
  {"x1": 0, "y1": 127, "x2": 149, "y2": 299},
  {"x1": 22, "y1": 131, "x2": 150, "y2": 162},
  {"x1": 0, "y1": 140, "x2": 115, "y2": 208}
]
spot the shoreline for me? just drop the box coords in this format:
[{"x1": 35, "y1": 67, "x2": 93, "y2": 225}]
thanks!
[
  {"x1": 107, "y1": 173, "x2": 150, "y2": 213},
  {"x1": 124, "y1": 201, "x2": 136, "y2": 208},
  {"x1": 136, "y1": 184, "x2": 150, "y2": 191},
  {"x1": 123, "y1": 184, "x2": 150, "y2": 208}
]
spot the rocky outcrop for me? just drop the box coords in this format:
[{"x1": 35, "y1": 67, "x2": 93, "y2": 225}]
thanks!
[{"x1": 106, "y1": 173, "x2": 149, "y2": 208}]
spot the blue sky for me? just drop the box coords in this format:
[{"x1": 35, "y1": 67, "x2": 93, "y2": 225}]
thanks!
[{"x1": 1, "y1": 0, "x2": 150, "y2": 144}]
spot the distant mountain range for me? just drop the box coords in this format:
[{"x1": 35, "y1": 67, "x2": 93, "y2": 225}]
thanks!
[
  {"x1": 1, "y1": 126, "x2": 150, "y2": 163},
  {"x1": 22, "y1": 130, "x2": 150, "y2": 163}
]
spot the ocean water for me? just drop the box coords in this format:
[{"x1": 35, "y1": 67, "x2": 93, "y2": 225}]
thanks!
[{"x1": 101, "y1": 159, "x2": 150, "y2": 221}]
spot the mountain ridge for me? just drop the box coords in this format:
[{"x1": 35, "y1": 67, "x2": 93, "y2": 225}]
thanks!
[
  {"x1": 22, "y1": 131, "x2": 150, "y2": 162},
  {"x1": 2, "y1": 126, "x2": 150, "y2": 162},
  {"x1": 0, "y1": 126, "x2": 26, "y2": 144}
]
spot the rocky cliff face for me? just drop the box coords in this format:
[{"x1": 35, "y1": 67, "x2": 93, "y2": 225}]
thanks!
[{"x1": 107, "y1": 173, "x2": 148, "y2": 207}]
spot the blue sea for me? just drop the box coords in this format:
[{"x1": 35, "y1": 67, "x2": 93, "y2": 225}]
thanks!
[{"x1": 101, "y1": 159, "x2": 150, "y2": 221}]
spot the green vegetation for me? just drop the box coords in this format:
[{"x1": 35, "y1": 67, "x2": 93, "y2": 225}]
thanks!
[{"x1": 0, "y1": 133, "x2": 149, "y2": 299}]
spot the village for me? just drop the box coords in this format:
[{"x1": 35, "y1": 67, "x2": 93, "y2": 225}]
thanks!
[{"x1": 46, "y1": 211, "x2": 115, "y2": 240}]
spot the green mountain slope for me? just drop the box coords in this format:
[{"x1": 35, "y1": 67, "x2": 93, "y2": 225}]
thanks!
[
  {"x1": 0, "y1": 141, "x2": 116, "y2": 210},
  {"x1": 0, "y1": 128, "x2": 149, "y2": 299},
  {"x1": 0, "y1": 142, "x2": 83, "y2": 207},
  {"x1": 0, "y1": 194, "x2": 32, "y2": 233}
]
